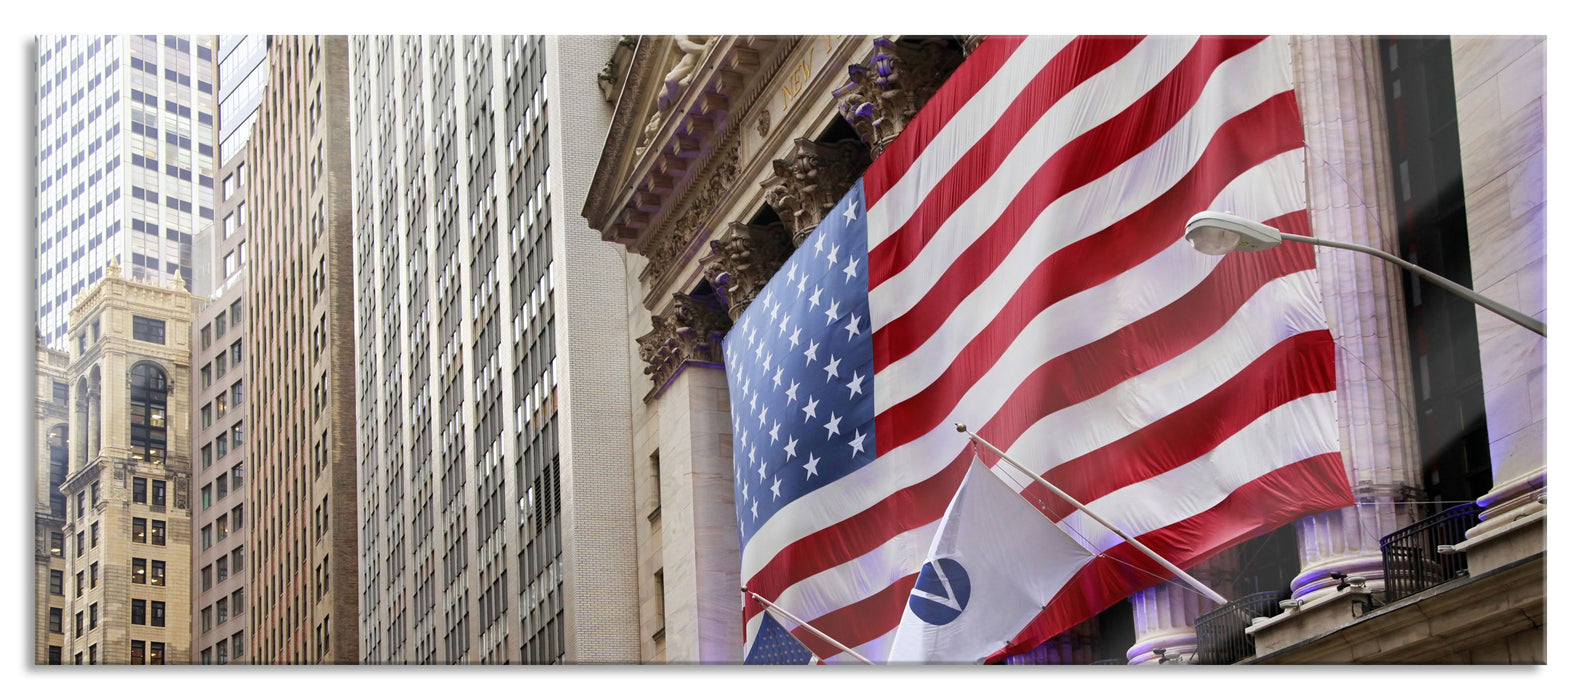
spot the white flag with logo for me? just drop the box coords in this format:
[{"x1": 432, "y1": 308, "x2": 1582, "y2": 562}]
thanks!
[{"x1": 887, "y1": 457, "x2": 1097, "y2": 664}]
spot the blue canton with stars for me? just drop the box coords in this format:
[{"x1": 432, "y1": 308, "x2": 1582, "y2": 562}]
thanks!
[{"x1": 725, "y1": 180, "x2": 876, "y2": 548}]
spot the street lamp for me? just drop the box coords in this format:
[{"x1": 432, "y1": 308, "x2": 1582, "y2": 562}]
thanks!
[{"x1": 1184, "y1": 211, "x2": 1546, "y2": 338}]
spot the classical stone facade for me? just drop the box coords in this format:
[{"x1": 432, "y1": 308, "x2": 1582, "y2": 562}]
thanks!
[
  {"x1": 34, "y1": 338, "x2": 71, "y2": 665},
  {"x1": 55, "y1": 263, "x2": 198, "y2": 665},
  {"x1": 584, "y1": 34, "x2": 1545, "y2": 665}
]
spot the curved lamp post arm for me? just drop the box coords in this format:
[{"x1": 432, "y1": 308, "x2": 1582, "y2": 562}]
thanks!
[{"x1": 1287, "y1": 233, "x2": 1547, "y2": 338}]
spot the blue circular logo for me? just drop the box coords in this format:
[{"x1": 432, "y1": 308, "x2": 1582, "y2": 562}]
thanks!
[{"x1": 908, "y1": 558, "x2": 972, "y2": 625}]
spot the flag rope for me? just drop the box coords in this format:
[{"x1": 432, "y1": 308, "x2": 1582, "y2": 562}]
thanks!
[{"x1": 956, "y1": 424, "x2": 1230, "y2": 605}]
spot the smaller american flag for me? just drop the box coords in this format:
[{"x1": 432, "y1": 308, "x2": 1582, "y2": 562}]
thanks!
[{"x1": 725, "y1": 187, "x2": 876, "y2": 662}]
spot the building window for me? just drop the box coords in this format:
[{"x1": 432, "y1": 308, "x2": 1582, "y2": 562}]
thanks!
[
  {"x1": 131, "y1": 640, "x2": 145, "y2": 665},
  {"x1": 48, "y1": 646, "x2": 61, "y2": 665},
  {"x1": 129, "y1": 364, "x2": 169, "y2": 465},
  {"x1": 49, "y1": 569, "x2": 63, "y2": 595},
  {"x1": 48, "y1": 607, "x2": 62, "y2": 633},
  {"x1": 74, "y1": 611, "x2": 83, "y2": 637},
  {"x1": 232, "y1": 631, "x2": 244, "y2": 660},
  {"x1": 231, "y1": 340, "x2": 243, "y2": 367},
  {"x1": 151, "y1": 479, "x2": 167, "y2": 507},
  {"x1": 201, "y1": 565, "x2": 212, "y2": 591},
  {"x1": 150, "y1": 641, "x2": 165, "y2": 665},
  {"x1": 150, "y1": 560, "x2": 165, "y2": 586},
  {"x1": 131, "y1": 315, "x2": 165, "y2": 344},
  {"x1": 217, "y1": 555, "x2": 229, "y2": 582},
  {"x1": 88, "y1": 644, "x2": 97, "y2": 665},
  {"x1": 76, "y1": 570, "x2": 83, "y2": 596},
  {"x1": 90, "y1": 521, "x2": 99, "y2": 548},
  {"x1": 132, "y1": 598, "x2": 147, "y2": 625},
  {"x1": 202, "y1": 525, "x2": 212, "y2": 550},
  {"x1": 132, "y1": 557, "x2": 146, "y2": 584},
  {"x1": 89, "y1": 562, "x2": 98, "y2": 589},
  {"x1": 151, "y1": 519, "x2": 165, "y2": 546},
  {"x1": 133, "y1": 477, "x2": 147, "y2": 503},
  {"x1": 88, "y1": 603, "x2": 97, "y2": 630},
  {"x1": 232, "y1": 546, "x2": 244, "y2": 574},
  {"x1": 217, "y1": 597, "x2": 229, "y2": 623},
  {"x1": 50, "y1": 532, "x2": 63, "y2": 557},
  {"x1": 202, "y1": 606, "x2": 213, "y2": 632},
  {"x1": 215, "y1": 310, "x2": 227, "y2": 337},
  {"x1": 133, "y1": 517, "x2": 147, "y2": 543},
  {"x1": 151, "y1": 600, "x2": 165, "y2": 627},
  {"x1": 201, "y1": 646, "x2": 212, "y2": 665},
  {"x1": 76, "y1": 530, "x2": 84, "y2": 557}
]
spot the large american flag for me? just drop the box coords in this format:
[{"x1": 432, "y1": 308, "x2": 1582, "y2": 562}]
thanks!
[{"x1": 727, "y1": 35, "x2": 1352, "y2": 664}]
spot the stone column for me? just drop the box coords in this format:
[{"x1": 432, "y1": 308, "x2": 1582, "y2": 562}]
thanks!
[
  {"x1": 1287, "y1": 35, "x2": 1422, "y2": 599},
  {"x1": 1126, "y1": 552, "x2": 1236, "y2": 664},
  {"x1": 1447, "y1": 36, "x2": 1546, "y2": 573},
  {"x1": 650, "y1": 365, "x2": 743, "y2": 663}
]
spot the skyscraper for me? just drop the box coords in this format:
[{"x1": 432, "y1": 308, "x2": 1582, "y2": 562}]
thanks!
[
  {"x1": 35, "y1": 35, "x2": 219, "y2": 349},
  {"x1": 349, "y1": 34, "x2": 636, "y2": 664},
  {"x1": 53, "y1": 265, "x2": 199, "y2": 665},
  {"x1": 244, "y1": 35, "x2": 359, "y2": 664},
  {"x1": 189, "y1": 33, "x2": 266, "y2": 666}
]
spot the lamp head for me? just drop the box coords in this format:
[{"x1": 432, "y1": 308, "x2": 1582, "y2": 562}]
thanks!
[{"x1": 1184, "y1": 211, "x2": 1285, "y2": 255}]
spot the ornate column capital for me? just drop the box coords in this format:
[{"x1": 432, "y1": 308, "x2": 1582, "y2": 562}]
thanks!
[
  {"x1": 759, "y1": 137, "x2": 868, "y2": 243},
  {"x1": 636, "y1": 291, "x2": 733, "y2": 400},
  {"x1": 701, "y1": 221, "x2": 794, "y2": 321},
  {"x1": 833, "y1": 37, "x2": 965, "y2": 158}
]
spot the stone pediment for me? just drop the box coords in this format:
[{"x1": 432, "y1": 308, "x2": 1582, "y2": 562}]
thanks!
[{"x1": 582, "y1": 35, "x2": 793, "y2": 264}]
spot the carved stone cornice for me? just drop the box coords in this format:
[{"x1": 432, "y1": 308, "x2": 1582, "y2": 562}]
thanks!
[
  {"x1": 582, "y1": 35, "x2": 787, "y2": 252},
  {"x1": 759, "y1": 137, "x2": 869, "y2": 243},
  {"x1": 700, "y1": 220, "x2": 794, "y2": 321},
  {"x1": 637, "y1": 143, "x2": 741, "y2": 290},
  {"x1": 833, "y1": 37, "x2": 966, "y2": 158},
  {"x1": 636, "y1": 291, "x2": 733, "y2": 400}
]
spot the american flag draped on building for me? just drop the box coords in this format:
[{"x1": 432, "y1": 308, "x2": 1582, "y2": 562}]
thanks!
[{"x1": 726, "y1": 35, "x2": 1353, "y2": 664}]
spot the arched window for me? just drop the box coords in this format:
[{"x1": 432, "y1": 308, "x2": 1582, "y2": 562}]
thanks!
[
  {"x1": 48, "y1": 425, "x2": 68, "y2": 517},
  {"x1": 129, "y1": 363, "x2": 169, "y2": 465}
]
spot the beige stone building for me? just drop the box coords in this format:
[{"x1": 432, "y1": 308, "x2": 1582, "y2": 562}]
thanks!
[
  {"x1": 53, "y1": 262, "x2": 198, "y2": 665},
  {"x1": 244, "y1": 35, "x2": 360, "y2": 664},
  {"x1": 33, "y1": 337, "x2": 71, "y2": 665},
  {"x1": 581, "y1": 35, "x2": 1545, "y2": 663}
]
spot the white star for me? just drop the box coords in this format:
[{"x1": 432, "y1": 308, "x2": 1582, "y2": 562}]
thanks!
[
  {"x1": 825, "y1": 299, "x2": 842, "y2": 325},
  {"x1": 847, "y1": 370, "x2": 865, "y2": 398},
  {"x1": 785, "y1": 379, "x2": 799, "y2": 405},
  {"x1": 826, "y1": 244, "x2": 839, "y2": 269},
  {"x1": 845, "y1": 314, "x2": 863, "y2": 341},
  {"x1": 770, "y1": 477, "x2": 782, "y2": 500},
  {"x1": 823, "y1": 413, "x2": 843, "y2": 439},
  {"x1": 752, "y1": 499, "x2": 759, "y2": 520},
  {"x1": 843, "y1": 256, "x2": 860, "y2": 281},
  {"x1": 761, "y1": 352, "x2": 771, "y2": 372},
  {"x1": 757, "y1": 457, "x2": 766, "y2": 482},
  {"x1": 803, "y1": 455, "x2": 821, "y2": 479},
  {"x1": 778, "y1": 312, "x2": 789, "y2": 337},
  {"x1": 787, "y1": 259, "x2": 799, "y2": 283},
  {"x1": 771, "y1": 299, "x2": 782, "y2": 323},
  {"x1": 849, "y1": 430, "x2": 866, "y2": 457},
  {"x1": 813, "y1": 231, "x2": 826, "y2": 256},
  {"x1": 769, "y1": 421, "x2": 781, "y2": 444},
  {"x1": 788, "y1": 326, "x2": 802, "y2": 349},
  {"x1": 842, "y1": 197, "x2": 859, "y2": 224},
  {"x1": 783, "y1": 436, "x2": 799, "y2": 461},
  {"x1": 823, "y1": 355, "x2": 842, "y2": 381},
  {"x1": 748, "y1": 443, "x2": 757, "y2": 465},
  {"x1": 796, "y1": 271, "x2": 807, "y2": 296},
  {"x1": 771, "y1": 366, "x2": 783, "y2": 389},
  {"x1": 802, "y1": 397, "x2": 820, "y2": 422},
  {"x1": 757, "y1": 404, "x2": 767, "y2": 427},
  {"x1": 742, "y1": 480, "x2": 748, "y2": 500},
  {"x1": 804, "y1": 341, "x2": 819, "y2": 366},
  {"x1": 807, "y1": 284, "x2": 823, "y2": 310}
]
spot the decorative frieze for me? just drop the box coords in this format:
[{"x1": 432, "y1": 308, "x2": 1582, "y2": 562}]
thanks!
[
  {"x1": 759, "y1": 137, "x2": 868, "y2": 243},
  {"x1": 833, "y1": 37, "x2": 965, "y2": 158},
  {"x1": 701, "y1": 221, "x2": 795, "y2": 321},
  {"x1": 638, "y1": 144, "x2": 741, "y2": 289},
  {"x1": 636, "y1": 291, "x2": 734, "y2": 399}
]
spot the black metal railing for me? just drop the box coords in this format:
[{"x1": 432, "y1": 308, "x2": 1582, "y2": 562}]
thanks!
[
  {"x1": 1379, "y1": 502, "x2": 1481, "y2": 603},
  {"x1": 1193, "y1": 590, "x2": 1283, "y2": 665}
]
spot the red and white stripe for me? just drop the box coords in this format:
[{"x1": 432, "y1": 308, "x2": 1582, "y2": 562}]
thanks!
[{"x1": 742, "y1": 35, "x2": 1351, "y2": 662}]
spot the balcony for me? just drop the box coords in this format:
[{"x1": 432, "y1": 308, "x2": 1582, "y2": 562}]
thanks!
[
  {"x1": 1193, "y1": 590, "x2": 1283, "y2": 665},
  {"x1": 1380, "y1": 503, "x2": 1481, "y2": 603}
]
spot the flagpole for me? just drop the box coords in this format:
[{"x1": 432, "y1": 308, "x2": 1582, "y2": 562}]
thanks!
[
  {"x1": 742, "y1": 586, "x2": 876, "y2": 665},
  {"x1": 955, "y1": 424, "x2": 1229, "y2": 606}
]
